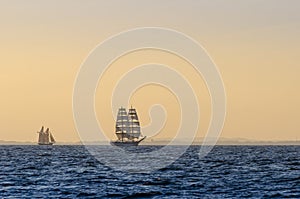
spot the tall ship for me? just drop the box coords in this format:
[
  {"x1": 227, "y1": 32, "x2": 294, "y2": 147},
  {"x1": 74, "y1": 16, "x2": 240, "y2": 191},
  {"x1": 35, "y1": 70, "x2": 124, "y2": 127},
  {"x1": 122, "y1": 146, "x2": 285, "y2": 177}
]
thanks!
[
  {"x1": 37, "y1": 126, "x2": 56, "y2": 145},
  {"x1": 111, "y1": 106, "x2": 146, "y2": 146}
]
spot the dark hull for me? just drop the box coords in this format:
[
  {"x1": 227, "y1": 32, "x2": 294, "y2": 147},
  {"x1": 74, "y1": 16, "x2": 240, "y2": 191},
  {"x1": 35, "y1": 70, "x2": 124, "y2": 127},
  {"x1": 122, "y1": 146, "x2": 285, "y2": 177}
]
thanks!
[
  {"x1": 110, "y1": 141, "x2": 139, "y2": 147},
  {"x1": 110, "y1": 136, "x2": 146, "y2": 147},
  {"x1": 38, "y1": 143, "x2": 54, "y2": 145}
]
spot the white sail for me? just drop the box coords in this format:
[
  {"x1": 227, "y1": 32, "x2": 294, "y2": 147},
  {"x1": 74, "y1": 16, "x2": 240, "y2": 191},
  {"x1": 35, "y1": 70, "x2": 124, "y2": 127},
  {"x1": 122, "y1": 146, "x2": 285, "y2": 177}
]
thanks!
[
  {"x1": 128, "y1": 107, "x2": 141, "y2": 139},
  {"x1": 45, "y1": 128, "x2": 50, "y2": 143},
  {"x1": 50, "y1": 133, "x2": 56, "y2": 143},
  {"x1": 112, "y1": 106, "x2": 147, "y2": 146},
  {"x1": 37, "y1": 126, "x2": 55, "y2": 145},
  {"x1": 38, "y1": 126, "x2": 44, "y2": 143},
  {"x1": 114, "y1": 106, "x2": 145, "y2": 142},
  {"x1": 115, "y1": 107, "x2": 130, "y2": 140}
]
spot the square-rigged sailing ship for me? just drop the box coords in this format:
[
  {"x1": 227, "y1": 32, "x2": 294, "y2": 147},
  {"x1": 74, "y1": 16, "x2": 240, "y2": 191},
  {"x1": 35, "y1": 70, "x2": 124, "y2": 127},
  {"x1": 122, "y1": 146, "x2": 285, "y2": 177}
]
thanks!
[{"x1": 111, "y1": 106, "x2": 146, "y2": 146}]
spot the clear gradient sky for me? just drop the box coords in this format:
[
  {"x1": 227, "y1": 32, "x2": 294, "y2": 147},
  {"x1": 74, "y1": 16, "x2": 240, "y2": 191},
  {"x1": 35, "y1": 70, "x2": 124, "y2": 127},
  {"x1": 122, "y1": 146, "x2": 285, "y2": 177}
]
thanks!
[{"x1": 0, "y1": 0, "x2": 299, "y2": 142}]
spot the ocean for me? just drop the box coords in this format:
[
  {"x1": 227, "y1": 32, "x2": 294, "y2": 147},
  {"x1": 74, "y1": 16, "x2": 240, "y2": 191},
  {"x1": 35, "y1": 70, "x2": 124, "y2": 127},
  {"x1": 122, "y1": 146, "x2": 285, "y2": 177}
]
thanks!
[{"x1": 0, "y1": 145, "x2": 299, "y2": 198}]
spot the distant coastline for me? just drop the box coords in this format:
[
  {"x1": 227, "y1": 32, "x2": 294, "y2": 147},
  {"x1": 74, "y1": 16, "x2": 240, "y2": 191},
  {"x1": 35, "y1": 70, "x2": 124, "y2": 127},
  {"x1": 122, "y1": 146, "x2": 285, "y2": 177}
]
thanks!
[{"x1": 1, "y1": 138, "x2": 299, "y2": 145}]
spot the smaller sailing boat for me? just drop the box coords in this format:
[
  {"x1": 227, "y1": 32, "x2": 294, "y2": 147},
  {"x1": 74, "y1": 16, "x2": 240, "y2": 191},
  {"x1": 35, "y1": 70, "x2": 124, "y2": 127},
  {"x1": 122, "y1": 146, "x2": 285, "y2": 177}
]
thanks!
[
  {"x1": 111, "y1": 106, "x2": 146, "y2": 146},
  {"x1": 37, "y1": 126, "x2": 56, "y2": 145}
]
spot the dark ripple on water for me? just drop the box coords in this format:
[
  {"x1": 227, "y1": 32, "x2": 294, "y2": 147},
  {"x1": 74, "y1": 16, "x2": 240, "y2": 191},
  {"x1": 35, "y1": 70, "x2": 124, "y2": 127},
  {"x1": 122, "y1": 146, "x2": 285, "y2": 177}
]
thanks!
[{"x1": 0, "y1": 145, "x2": 299, "y2": 198}]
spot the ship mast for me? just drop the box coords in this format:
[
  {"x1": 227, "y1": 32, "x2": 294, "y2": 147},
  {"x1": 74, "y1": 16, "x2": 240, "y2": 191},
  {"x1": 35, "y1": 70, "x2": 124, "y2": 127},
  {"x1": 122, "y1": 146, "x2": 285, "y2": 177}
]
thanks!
[
  {"x1": 130, "y1": 105, "x2": 133, "y2": 136},
  {"x1": 116, "y1": 107, "x2": 129, "y2": 142},
  {"x1": 128, "y1": 106, "x2": 141, "y2": 139},
  {"x1": 121, "y1": 110, "x2": 124, "y2": 142}
]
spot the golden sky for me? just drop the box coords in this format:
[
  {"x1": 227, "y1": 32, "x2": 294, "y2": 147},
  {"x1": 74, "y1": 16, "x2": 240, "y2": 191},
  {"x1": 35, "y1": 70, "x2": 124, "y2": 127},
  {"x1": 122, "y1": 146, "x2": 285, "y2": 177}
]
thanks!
[{"x1": 0, "y1": 1, "x2": 299, "y2": 142}]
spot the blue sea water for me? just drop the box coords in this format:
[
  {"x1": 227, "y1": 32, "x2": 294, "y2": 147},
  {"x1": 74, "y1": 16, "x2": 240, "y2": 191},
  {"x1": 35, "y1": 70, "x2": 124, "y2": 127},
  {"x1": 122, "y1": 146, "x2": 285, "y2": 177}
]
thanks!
[{"x1": 0, "y1": 145, "x2": 299, "y2": 198}]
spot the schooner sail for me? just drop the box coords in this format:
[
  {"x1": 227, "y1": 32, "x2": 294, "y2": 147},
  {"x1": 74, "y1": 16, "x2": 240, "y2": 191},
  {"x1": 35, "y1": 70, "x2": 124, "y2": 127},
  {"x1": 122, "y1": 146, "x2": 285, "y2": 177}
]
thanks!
[
  {"x1": 111, "y1": 106, "x2": 146, "y2": 146},
  {"x1": 37, "y1": 126, "x2": 56, "y2": 145}
]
